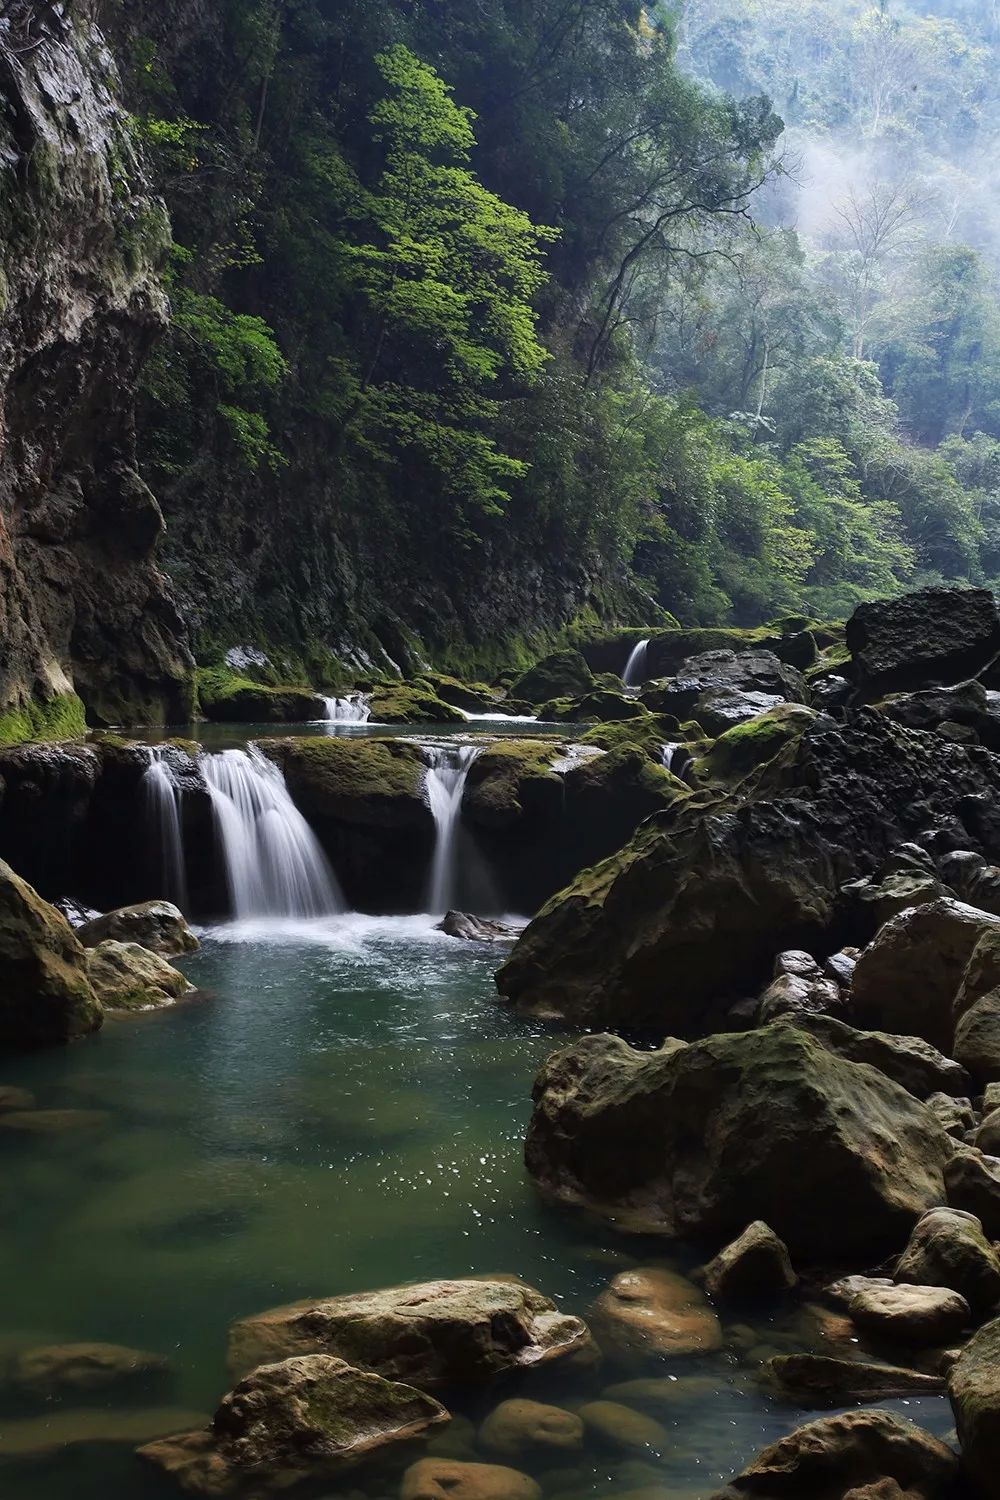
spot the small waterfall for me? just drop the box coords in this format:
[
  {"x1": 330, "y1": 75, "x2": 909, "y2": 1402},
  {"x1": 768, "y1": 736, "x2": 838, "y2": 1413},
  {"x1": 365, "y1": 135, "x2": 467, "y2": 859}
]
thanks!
[
  {"x1": 142, "y1": 750, "x2": 188, "y2": 910},
  {"x1": 323, "y1": 694, "x2": 371, "y2": 725},
  {"x1": 423, "y1": 745, "x2": 480, "y2": 914},
  {"x1": 203, "y1": 746, "x2": 343, "y2": 919},
  {"x1": 662, "y1": 742, "x2": 695, "y2": 782},
  {"x1": 623, "y1": 637, "x2": 650, "y2": 688}
]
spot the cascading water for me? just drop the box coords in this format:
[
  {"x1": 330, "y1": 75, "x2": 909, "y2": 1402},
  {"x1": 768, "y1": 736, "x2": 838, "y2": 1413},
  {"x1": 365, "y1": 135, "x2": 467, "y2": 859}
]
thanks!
[
  {"x1": 323, "y1": 694, "x2": 371, "y2": 725},
  {"x1": 622, "y1": 637, "x2": 650, "y2": 687},
  {"x1": 202, "y1": 746, "x2": 344, "y2": 919},
  {"x1": 662, "y1": 742, "x2": 695, "y2": 782},
  {"x1": 423, "y1": 745, "x2": 480, "y2": 914},
  {"x1": 142, "y1": 749, "x2": 188, "y2": 910}
]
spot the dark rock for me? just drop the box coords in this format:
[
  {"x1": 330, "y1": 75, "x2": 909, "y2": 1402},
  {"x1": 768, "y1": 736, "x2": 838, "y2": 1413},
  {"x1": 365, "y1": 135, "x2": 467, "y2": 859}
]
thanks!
[
  {"x1": 781, "y1": 1014, "x2": 971, "y2": 1100},
  {"x1": 524, "y1": 1024, "x2": 952, "y2": 1258},
  {"x1": 765, "y1": 1354, "x2": 944, "y2": 1406},
  {"x1": 841, "y1": 871, "x2": 948, "y2": 928},
  {"x1": 709, "y1": 1409, "x2": 960, "y2": 1499},
  {"x1": 895, "y1": 1206, "x2": 1000, "y2": 1316},
  {"x1": 437, "y1": 913, "x2": 519, "y2": 943},
  {"x1": 945, "y1": 1148, "x2": 1000, "y2": 1238},
  {"x1": 757, "y1": 959, "x2": 843, "y2": 1024},
  {"x1": 651, "y1": 649, "x2": 806, "y2": 724},
  {"x1": 228, "y1": 1279, "x2": 595, "y2": 1387},
  {"x1": 881, "y1": 681, "x2": 1000, "y2": 749},
  {"x1": 0, "y1": 859, "x2": 102, "y2": 1045},
  {"x1": 975, "y1": 1111, "x2": 1000, "y2": 1155},
  {"x1": 848, "y1": 1283, "x2": 971, "y2": 1347},
  {"x1": 695, "y1": 689, "x2": 787, "y2": 736},
  {"x1": 700, "y1": 1221, "x2": 797, "y2": 1302},
  {"x1": 847, "y1": 587, "x2": 1000, "y2": 698},
  {"x1": 925, "y1": 1094, "x2": 976, "y2": 1138},
  {"x1": 824, "y1": 951, "x2": 858, "y2": 987},
  {"x1": 76, "y1": 900, "x2": 198, "y2": 956},
  {"x1": 510, "y1": 652, "x2": 595, "y2": 706},
  {"x1": 948, "y1": 1316, "x2": 1000, "y2": 1498},
  {"x1": 954, "y1": 990, "x2": 1000, "y2": 1084}
]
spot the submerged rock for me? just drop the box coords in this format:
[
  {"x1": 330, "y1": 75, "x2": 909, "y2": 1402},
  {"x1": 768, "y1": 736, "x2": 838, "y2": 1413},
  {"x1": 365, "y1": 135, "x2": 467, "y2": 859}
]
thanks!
[
  {"x1": 0, "y1": 859, "x2": 102, "y2": 1045},
  {"x1": 402, "y1": 1458, "x2": 541, "y2": 1500},
  {"x1": 576, "y1": 1399, "x2": 669, "y2": 1454},
  {"x1": 478, "y1": 1399, "x2": 583, "y2": 1460},
  {"x1": 700, "y1": 1222, "x2": 797, "y2": 1303},
  {"x1": 709, "y1": 1408, "x2": 960, "y2": 1499},
  {"x1": 7, "y1": 1342, "x2": 168, "y2": 1398},
  {"x1": 139, "y1": 1354, "x2": 448, "y2": 1494},
  {"x1": 765, "y1": 1354, "x2": 944, "y2": 1406},
  {"x1": 228, "y1": 1279, "x2": 594, "y2": 1387},
  {"x1": 76, "y1": 901, "x2": 198, "y2": 956},
  {"x1": 525, "y1": 1024, "x2": 952, "y2": 1257},
  {"x1": 590, "y1": 1268, "x2": 722, "y2": 1364},
  {"x1": 948, "y1": 1316, "x2": 1000, "y2": 1498},
  {"x1": 85, "y1": 941, "x2": 194, "y2": 1011}
]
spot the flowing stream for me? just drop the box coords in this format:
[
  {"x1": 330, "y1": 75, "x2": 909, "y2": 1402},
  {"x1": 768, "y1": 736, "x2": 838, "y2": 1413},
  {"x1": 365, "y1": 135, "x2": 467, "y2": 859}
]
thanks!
[
  {"x1": 202, "y1": 747, "x2": 343, "y2": 919},
  {"x1": 423, "y1": 744, "x2": 480, "y2": 913},
  {"x1": 622, "y1": 636, "x2": 650, "y2": 687}
]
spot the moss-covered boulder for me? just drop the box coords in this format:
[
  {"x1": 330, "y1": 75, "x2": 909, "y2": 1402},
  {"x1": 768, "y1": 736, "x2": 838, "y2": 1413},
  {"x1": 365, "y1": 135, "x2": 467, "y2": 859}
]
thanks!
[
  {"x1": 525, "y1": 1023, "x2": 953, "y2": 1257},
  {"x1": 76, "y1": 900, "x2": 198, "y2": 957},
  {"x1": 510, "y1": 651, "x2": 595, "y2": 706},
  {"x1": 84, "y1": 941, "x2": 194, "y2": 1012},
  {"x1": 227, "y1": 1279, "x2": 594, "y2": 1387},
  {"x1": 197, "y1": 668, "x2": 324, "y2": 723},
  {"x1": 369, "y1": 683, "x2": 466, "y2": 724},
  {"x1": 463, "y1": 744, "x2": 564, "y2": 831},
  {"x1": 541, "y1": 690, "x2": 647, "y2": 724},
  {"x1": 580, "y1": 716, "x2": 682, "y2": 760},
  {"x1": 139, "y1": 1355, "x2": 449, "y2": 1495},
  {"x1": 416, "y1": 673, "x2": 498, "y2": 714},
  {"x1": 696, "y1": 704, "x2": 818, "y2": 785},
  {"x1": 0, "y1": 860, "x2": 103, "y2": 1045}
]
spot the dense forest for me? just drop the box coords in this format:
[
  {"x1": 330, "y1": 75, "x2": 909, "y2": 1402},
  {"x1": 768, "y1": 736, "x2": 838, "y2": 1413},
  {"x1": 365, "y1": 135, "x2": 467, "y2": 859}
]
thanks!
[{"x1": 100, "y1": 0, "x2": 1000, "y2": 676}]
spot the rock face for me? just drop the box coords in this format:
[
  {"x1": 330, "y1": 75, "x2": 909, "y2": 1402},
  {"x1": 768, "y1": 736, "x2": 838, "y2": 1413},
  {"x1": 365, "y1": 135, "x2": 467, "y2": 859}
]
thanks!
[
  {"x1": 0, "y1": 1, "x2": 192, "y2": 737},
  {"x1": 589, "y1": 1268, "x2": 722, "y2": 1363},
  {"x1": 0, "y1": 859, "x2": 102, "y2": 1044},
  {"x1": 783, "y1": 1013, "x2": 970, "y2": 1100},
  {"x1": 851, "y1": 899, "x2": 1000, "y2": 1052},
  {"x1": 949, "y1": 1317, "x2": 1000, "y2": 1499},
  {"x1": 525, "y1": 1025, "x2": 952, "y2": 1257},
  {"x1": 76, "y1": 901, "x2": 198, "y2": 956},
  {"x1": 228, "y1": 1279, "x2": 594, "y2": 1387},
  {"x1": 84, "y1": 940, "x2": 194, "y2": 1011},
  {"x1": 139, "y1": 1354, "x2": 448, "y2": 1494},
  {"x1": 846, "y1": 586, "x2": 1000, "y2": 698},
  {"x1": 496, "y1": 712, "x2": 1000, "y2": 1033},
  {"x1": 710, "y1": 1409, "x2": 960, "y2": 1499}
]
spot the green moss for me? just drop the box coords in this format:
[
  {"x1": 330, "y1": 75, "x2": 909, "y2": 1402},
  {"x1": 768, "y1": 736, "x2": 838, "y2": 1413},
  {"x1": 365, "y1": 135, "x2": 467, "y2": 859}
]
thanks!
[
  {"x1": 463, "y1": 740, "x2": 563, "y2": 826},
  {"x1": 511, "y1": 650, "x2": 596, "y2": 706},
  {"x1": 697, "y1": 704, "x2": 817, "y2": 784},
  {"x1": 369, "y1": 682, "x2": 465, "y2": 724},
  {"x1": 196, "y1": 666, "x2": 320, "y2": 723},
  {"x1": 582, "y1": 715, "x2": 681, "y2": 759},
  {"x1": 805, "y1": 640, "x2": 852, "y2": 682},
  {"x1": 414, "y1": 672, "x2": 498, "y2": 713},
  {"x1": 262, "y1": 737, "x2": 428, "y2": 824},
  {"x1": 0, "y1": 692, "x2": 87, "y2": 748}
]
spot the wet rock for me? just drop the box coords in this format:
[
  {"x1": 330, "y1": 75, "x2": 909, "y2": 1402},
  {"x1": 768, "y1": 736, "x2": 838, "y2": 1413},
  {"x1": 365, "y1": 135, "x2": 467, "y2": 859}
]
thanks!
[
  {"x1": 228, "y1": 1279, "x2": 594, "y2": 1387},
  {"x1": 368, "y1": 683, "x2": 466, "y2": 725},
  {"x1": 953, "y1": 989, "x2": 1000, "y2": 1084},
  {"x1": 140, "y1": 1355, "x2": 448, "y2": 1494},
  {"x1": 948, "y1": 1316, "x2": 1000, "y2": 1498},
  {"x1": 824, "y1": 951, "x2": 858, "y2": 987},
  {"x1": 76, "y1": 901, "x2": 198, "y2": 957},
  {"x1": 590, "y1": 1269, "x2": 722, "y2": 1364},
  {"x1": 757, "y1": 956, "x2": 843, "y2": 1024},
  {"x1": 709, "y1": 1408, "x2": 960, "y2": 1499},
  {"x1": 436, "y1": 913, "x2": 519, "y2": 943},
  {"x1": 895, "y1": 1207, "x2": 1000, "y2": 1317},
  {"x1": 881, "y1": 681, "x2": 1000, "y2": 747},
  {"x1": 0, "y1": 1406, "x2": 209, "y2": 1460},
  {"x1": 7, "y1": 1342, "x2": 168, "y2": 1398},
  {"x1": 576, "y1": 1400, "x2": 668, "y2": 1454},
  {"x1": 525, "y1": 1024, "x2": 952, "y2": 1257},
  {"x1": 478, "y1": 1399, "x2": 583, "y2": 1461},
  {"x1": 765, "y1": 1354, "x2": 944, "y2": 1406},
  {"x1": 510, "y1": 652, "x2": 595, "y2": 706},
  {"x1": 848, "y1": 1283, "x2": 971, "y2": 1347},
  {"x1": 695, "y1": 703, "x2": 817, "y2": 785},
  {"x1": 954, "y1": 928, "x2": 1000, "y2": 1019},
  {"x1": 599, "y1": 1375, "x2": 719, "y2": 1413},
  {"x1": 0, "y1": 859, "x2": 102, "y2": 1045},
  {"x1": 944, "y1": 1147, "x2": 1000, "y2": 1238},
  {"x1": 841, "y1": 871, "x2": 948, "y2": 928},
  {"x1": 825, "y1": 1276, "x2": 894, "y2": 1312},
  {"x1": 782, "y1": 1014, "x2": 970, "y2": 1100},
  {"x1": 851, "y1": 899, "x2": 1000, "y2": 1051},
  {"x1": 401, "y1": 1459, "x2": 541, "y2": 1500},
  {"x1": 85, "y1": 941, "x2": 194, "y2": 1011},
  {"x1": 700, "y1": 1222, "x2": 797, "y2": 1303},
  {"x1": 847, "y1": 586, "x2": 1000, "y2": 697},
  {"x1": 652, "y1": 649, "x2": 806, "y2": 725},
  {"x1": 694, "y1": 689, "x2": 787, "y2": 737}
]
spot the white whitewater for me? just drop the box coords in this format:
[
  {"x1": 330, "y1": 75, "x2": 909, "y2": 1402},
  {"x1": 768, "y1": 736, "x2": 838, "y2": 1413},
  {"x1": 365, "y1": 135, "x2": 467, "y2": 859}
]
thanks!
[
  {"x1": 623, "y1": 637, "x2": 650, "y2": 687},
  {"x1": 202, "y1": 746, "x2": 343, "y2": 919},
  {"x1": 142, "y1": 749, "x2": 188, "y2": 910},
  {"x1": 323, "y1": 694, "x2": 371, "y2": 724},
  {"x1": 423, "y1": 745, "x2": 480, "y2": 913}
]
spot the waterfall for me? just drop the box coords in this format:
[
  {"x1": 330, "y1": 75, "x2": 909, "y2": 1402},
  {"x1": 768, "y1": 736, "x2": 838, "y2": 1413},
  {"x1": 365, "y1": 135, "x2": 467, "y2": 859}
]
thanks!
[
  {"x1": 623, "y1": 637, "x2": 650, "y2": 688},
  {"x1": 323, "y1": 694, "x2": 371, "y2": 724},
  {"x1": 423, "y1": 745, "x2": 480, "y2": 914},
  {"x1": 202, "y1": 746, "x2": 344, "y2": 919},
  {"x1": 142, "y1": 750, "x2": 188, "y2": 910},
  {"x1": 662, "y1": 742, "x2": 694, "y2": 782}
]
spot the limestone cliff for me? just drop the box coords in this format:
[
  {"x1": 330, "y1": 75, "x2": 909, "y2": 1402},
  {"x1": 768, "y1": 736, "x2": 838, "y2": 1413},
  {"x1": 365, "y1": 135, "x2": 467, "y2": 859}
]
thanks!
[{"x1": 0, "y1": 0, "x2": 191, "y2": 739}]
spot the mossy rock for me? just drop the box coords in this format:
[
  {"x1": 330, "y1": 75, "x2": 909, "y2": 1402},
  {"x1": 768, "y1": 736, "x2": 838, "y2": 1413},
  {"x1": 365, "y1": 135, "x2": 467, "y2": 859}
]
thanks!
[
  {"x1": 565, "y1": 746, "x2": 690, "y2": 828},
  {"x1": 540, "y1": 690, "x2": 647, "y2": 724},
  {"x1": 262, "y1": 738, "x2": 430, "y2": 829},
  {"x1": 805, "y1": 640, "x2": 852, "y2": 684},
  {"x1": 415, "y1": 673, "x2": 498, "y2": 714},
  {"x1": 197, "y1": 667, "x2": 322, "y2": 724},
  {"x1": 0, "y1": 691, "x2": 87, "y2": 748},
  {"x1": 464, "y1": 742, "x2": 563, "y2": 830},
  {"x1": 581, "y1": 716, "x2": 681, "y2": 760},
  {"x1": 511, "y1": 651, "x2": 595, "y2": 706},
  {"x1": 85, "y1": 941, "x2": 193, "y2": 1012},
  {"x1": 369, "y1": 682, "x2": 465, "y2": 725},
  {"x1": 0, "y1": 860, "x2": 103, "y2": 1045},
  {"x1": 696, "y1": 705, "x2": 818, "y2": 785}
]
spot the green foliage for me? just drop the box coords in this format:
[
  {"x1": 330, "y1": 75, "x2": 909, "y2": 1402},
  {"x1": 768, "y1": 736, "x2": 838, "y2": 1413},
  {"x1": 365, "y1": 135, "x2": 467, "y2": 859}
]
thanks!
[{"x1": 0, "y1": 693, "x2": 87, "y2": 748}]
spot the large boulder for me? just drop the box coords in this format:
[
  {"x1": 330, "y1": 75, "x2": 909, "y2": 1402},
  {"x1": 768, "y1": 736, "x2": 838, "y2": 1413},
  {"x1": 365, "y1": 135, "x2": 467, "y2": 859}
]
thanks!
[
  {"x1": 846, "y1": 586, "x2": 1000, "y2": 698},
  {"x1": 765, "y1": 1354, "x2": 944, "y2": 1406},
  {"x1": 139, "y1": 1354, "x2": 448, "y2": 1494},
  {"x1": 650, "y1": 649, "x2": 806, "y2": 724},
  {"x1": 510, "y1": 652, "x2": 595, "y2": 706},
  {"x1": 524, "y1": 1024, "x2": 952, "y2": 1258},
  {"x1": 709, "y1": 1409, "x2": 960, "y2": 1499},
  {"x1": 944, "y1": 1148, "x2": 1000, "y2": 1238},
  {"x1": 496, "y1": 712, "x2": 1000, "y2": 1033},
  {"x1": 953, "y1": 990, "x2": 1000, "y2": 1084},
  {"x1": 783, "y1": 1013, "x2": 971, "y2": 1100},
  {"x1": 881, "y1": 681, "x2": 1000, "y2": 749},
  {"x1": 75, "y1": 900, "x2": 198, "y2": 956},
  {"x1": 0, "y1": 859, "x2": 102, "y2": 1045},
  {"x1": 895, "y1": 1207, "x2": 1000, "y2": 1317},
  {"x1": 949, "y1": 1317, "x2": 1000, "y2": 1499},
  {"x1": 227, "y1": 1279, "x2": 594, "y2": 1387},
  {"x1": 851, "y1": 899, "x2": 1000, "y2": 1052},
  {"x1": 84, "y1": 941, "x2": 194, "y2": 1011}
]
